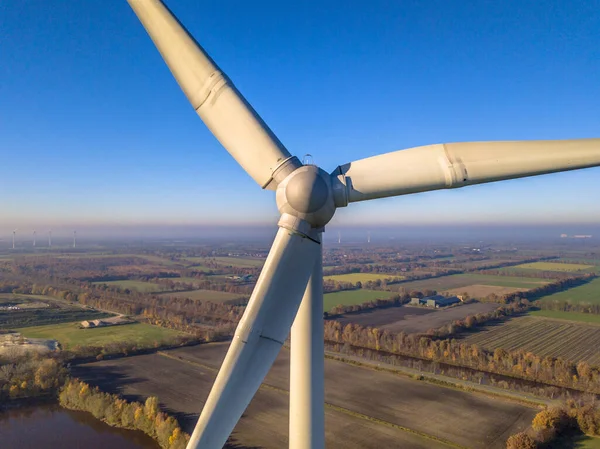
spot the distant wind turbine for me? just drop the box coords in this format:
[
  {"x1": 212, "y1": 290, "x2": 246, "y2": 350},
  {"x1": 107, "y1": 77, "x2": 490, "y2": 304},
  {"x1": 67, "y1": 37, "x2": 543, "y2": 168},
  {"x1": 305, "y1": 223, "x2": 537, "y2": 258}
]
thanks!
[
  {"x1": 33, "y1": 230, "x2": 36, "y2": 247},
  {"x1": 48, "y1": 230, "x2": 52, "y2": 247},
  {"x1": 367, "y1": 231, "x2": 371, "y2": 243},
  {"x1": 73, "y1": 231, "x2": 77, "y2": 248},
  {"x1": 337, "y1": 231, "x2": 341, "y2": 244},
  {"x1": 12, "y1": 229, "x2": 17, "y2": 250}
]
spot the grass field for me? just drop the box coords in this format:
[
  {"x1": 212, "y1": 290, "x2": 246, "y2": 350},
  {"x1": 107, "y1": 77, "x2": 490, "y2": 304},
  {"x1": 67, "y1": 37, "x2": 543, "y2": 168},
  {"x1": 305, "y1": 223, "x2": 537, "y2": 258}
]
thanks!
[
  {"x1": 323, "y1": 289, "x2": 396, "y2": 311},
  {"x1": 529, "y1": 309, "x2": 600, "y2": 325},
  {"x1": 575, "y1": 436, "x2": 600, "y2": 448},
  {"x1": 91, "y1": 280, "x2": 162, "y2": 293},
  {"x1": 536, "y1": 277, "x2": 600, "y2": 305},
  {"x1": 462, "y1": 316, "x2": 600, "y2": 365},
  {"x1": 72, "y1": 342, "x2": 536, "y2": 449},
  {"x1": 391, "y1": 274, "x2": 547, "y2": 294},
  {"x1": 444, "y1": 284, "x2": 528, "y2": 298},
  {"x1": 158, "y1": 289, "x2": 244, "y2": 302},
  {"x1": 514, "y1": 262, "x2": 595, "y2": 272},
  {"x1": 324, "y1": 273, "x2": 404, "y2": 283},
  {"x1": 16, "y1": 322, "x2": 184, "y2": 349}
]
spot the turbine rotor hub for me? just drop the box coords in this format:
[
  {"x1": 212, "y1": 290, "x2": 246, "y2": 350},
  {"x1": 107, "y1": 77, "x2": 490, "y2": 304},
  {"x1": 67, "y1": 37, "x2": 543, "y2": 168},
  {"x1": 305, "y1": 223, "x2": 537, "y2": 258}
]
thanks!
[{"x1": 276, "y1": 165, "x2": 336, "y2": 229}]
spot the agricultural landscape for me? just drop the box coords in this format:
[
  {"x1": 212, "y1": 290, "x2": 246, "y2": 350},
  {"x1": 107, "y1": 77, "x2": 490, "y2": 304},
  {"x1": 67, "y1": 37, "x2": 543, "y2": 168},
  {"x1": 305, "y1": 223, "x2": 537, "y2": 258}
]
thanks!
[{"x1": 2, "y1": 235, "x2": 600, "y2": 448}]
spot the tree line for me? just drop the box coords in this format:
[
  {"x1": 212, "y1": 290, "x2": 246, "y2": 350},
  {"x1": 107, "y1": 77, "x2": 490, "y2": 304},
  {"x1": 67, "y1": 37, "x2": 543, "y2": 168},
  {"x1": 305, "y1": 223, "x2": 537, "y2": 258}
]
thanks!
[
  {"x1": 323, "y1": 320, "x2": 600, "y2": 393},
  {"x1": 60, "y1": 379, "x2": 189, "y2": 449}
]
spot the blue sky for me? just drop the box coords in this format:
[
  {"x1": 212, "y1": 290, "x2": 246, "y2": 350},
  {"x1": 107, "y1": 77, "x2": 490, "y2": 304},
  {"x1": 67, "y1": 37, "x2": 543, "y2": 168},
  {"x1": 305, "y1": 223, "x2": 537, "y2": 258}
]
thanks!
[{"x1": 1, "y1": 0, "x2": 599, "y2": 236}]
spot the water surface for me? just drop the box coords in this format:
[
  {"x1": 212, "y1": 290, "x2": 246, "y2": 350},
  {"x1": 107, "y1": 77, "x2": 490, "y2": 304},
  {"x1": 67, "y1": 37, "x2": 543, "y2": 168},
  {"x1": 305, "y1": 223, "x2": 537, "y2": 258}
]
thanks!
[{"x1": 0, "y1": 404, "x2": 158, "y2": 449}]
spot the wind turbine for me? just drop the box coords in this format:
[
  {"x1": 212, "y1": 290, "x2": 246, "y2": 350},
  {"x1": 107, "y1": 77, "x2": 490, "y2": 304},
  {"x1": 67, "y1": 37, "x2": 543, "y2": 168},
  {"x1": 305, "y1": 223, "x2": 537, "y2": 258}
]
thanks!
[
  {"x1": 12, "y1": 229, "x2": 17, "y2": 250},
  {"x1": 126, "y1": 1, "x2": 600, "y2": 447},
  {"x1": 33, "y1": 230, "x2": 36, "y2": 247},
  {"x1": 73, "y1": 231, "x2": 77, "y2": 248},
  {"x1": 367, "y1": 231, "x2": 371, "y2": 244},
  {"x1": 48, "y1": 230, "x2": 52, "y2": 248}
]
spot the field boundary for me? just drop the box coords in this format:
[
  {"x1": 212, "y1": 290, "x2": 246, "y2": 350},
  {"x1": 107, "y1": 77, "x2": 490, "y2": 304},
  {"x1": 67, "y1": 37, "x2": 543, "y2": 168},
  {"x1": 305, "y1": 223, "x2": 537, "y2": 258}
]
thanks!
[{"x1": 156, "y1": 350, "x2": 466, "y2": 448}]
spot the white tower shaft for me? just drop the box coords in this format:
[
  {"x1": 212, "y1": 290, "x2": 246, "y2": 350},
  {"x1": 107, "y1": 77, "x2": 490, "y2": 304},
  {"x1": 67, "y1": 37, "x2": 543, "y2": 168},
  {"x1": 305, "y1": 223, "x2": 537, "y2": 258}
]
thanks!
[{"x1": 290, "y1": 242, "x2": 324, "y2": 449}]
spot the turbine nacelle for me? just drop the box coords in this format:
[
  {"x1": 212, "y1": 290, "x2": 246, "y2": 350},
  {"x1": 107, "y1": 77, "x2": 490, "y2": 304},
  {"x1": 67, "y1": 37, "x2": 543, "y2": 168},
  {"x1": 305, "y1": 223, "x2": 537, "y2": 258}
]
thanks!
[{"x1": 276, "y1": 165, "x2": 336, "y2": 231}]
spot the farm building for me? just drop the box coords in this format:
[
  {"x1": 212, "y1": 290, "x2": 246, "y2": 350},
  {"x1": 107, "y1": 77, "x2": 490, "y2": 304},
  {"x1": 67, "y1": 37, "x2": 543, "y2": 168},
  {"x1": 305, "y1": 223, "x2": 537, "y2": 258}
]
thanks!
[{"x1": 411, "y1": 295, "x2": 461, "y2": 308}]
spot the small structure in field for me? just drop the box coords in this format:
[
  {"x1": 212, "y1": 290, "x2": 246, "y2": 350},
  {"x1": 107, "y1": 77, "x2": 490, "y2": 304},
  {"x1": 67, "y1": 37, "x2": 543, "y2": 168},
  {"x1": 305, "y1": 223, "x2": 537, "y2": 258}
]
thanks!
[
  {"x1": 81, "y1": 320, "x2": 94, "y2": 328},
  {"x1": 411, "y1": 295, "x2": 461, "y2": 308}
]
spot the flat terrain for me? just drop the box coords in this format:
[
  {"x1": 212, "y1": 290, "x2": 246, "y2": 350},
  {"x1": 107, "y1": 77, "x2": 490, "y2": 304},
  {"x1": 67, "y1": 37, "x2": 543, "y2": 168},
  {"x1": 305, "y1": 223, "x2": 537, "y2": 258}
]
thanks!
[
  {"x1": 72, "y1": 342, "x2": 536, "y2": 449},
  {"x1": 461, "y1": 316, "x2": 600, "y2": 365},
  {"x1": 529, "y1": 309, "x2": 600, "y2": 325},
  {"x1": 535, "y1": 277, "x2": 600, "y2": 305},
  {"x1": 514, "y1": 262, "x2": 595, "y2": 272},
  {"x1": 333, "y1": 305, "x2": 435, "y2": 328},
  {"x1": 444, "y1": 284, "x2": 528, "y2": 298},
  {"x1": 158, "y1": 289, "x2": 244, "y2": 302},
  {"x1": 377, "y1": 303, "x2": 499, "y2": 334},
  {"x1": 91, "y1": 280, "x2": 162, "y2": 293},
  {"x1": 391, "y1": 274, "x2": 547, "y2": 294},
  {"x1": 324, "y1": 273, "x2": 404, "y2": 283},
  {"x1": 0, "y1": 294, "x2": 112, "y2": 328},
  {"x1": 16, "y1": 322, "x2": 184, "y2": 349},
  {"x1": 185, "y1": 256, "x2": 264, "y2": 268},
  {"x1": 323, "y1": 289, "x2": 396, "y2": 311}
]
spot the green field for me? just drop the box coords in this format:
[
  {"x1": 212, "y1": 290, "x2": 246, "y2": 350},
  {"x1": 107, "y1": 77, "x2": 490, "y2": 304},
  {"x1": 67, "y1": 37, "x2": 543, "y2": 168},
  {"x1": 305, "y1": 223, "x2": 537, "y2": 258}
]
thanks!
[
  {"x1": 16, "y1": 322, "x2": 184, "y2": 349},
  {"x1": 323, "y1": 289, "x2": 396, "y2": 311},
  {"x1": 570, "y1": 435, "x2": 600, "y2": 448},
  {"x1": 515, "y1": 261, "x2": 595, "y2": 272},
  {"x1": 529, "y1": 309, "x2": 600, "y2": 325},
  {"x1": 536, "y1": 277, "x2": 600, "y2": 305},
  {"x1": 159, "y1": 289, "x2": 244, "y2": 302},
  {"x1": 391, "y1": 273, "x2": 547, "y2": 294},
  {"x1": 324, "y1": 273, "x2": 404, "y2": 283},
  {"x1": 91, "y1": 280, "x2": 162, "y2": 293},
  {"x1": 159, "y1": 276, "x2": 203, "y2": 285}
]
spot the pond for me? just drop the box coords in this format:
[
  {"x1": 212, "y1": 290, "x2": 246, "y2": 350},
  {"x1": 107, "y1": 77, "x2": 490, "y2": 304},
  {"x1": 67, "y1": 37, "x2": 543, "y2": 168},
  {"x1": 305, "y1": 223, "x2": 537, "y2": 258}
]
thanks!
[{"x1": 0, "y1": 403, "x2": 158, "y2": 449}]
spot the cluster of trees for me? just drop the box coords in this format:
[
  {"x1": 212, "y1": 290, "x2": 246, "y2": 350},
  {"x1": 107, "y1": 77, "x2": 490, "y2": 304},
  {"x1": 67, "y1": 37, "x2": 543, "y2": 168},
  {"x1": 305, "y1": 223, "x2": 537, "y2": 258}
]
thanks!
[
  {"x1": 60, "y1": 378, "x2": 189, "y2": 449},
  {"x1": 539, "y1": 300, "x2": 600, "y2": 315},
  {"x1": 507, "y1": 399, "x2": 600, "y2": 448},
  {"x1": 323, "y1": 321, "x2": 600, "y2": 392},
  {"x1": 425, "y1": 301, "x2": 530, "y2": 338},
  {"x1": 0, "y1": 352, "x2": 66, "y2": 401}
]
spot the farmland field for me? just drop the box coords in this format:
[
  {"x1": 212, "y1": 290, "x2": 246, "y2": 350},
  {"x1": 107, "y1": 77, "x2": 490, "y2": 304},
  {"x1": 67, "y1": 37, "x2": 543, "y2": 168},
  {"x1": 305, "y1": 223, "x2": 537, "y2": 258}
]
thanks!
[
  {"x1": 391, "y1": 274, "x2": 548, "y2": 294},
  {"x1": 462, "y1": 316, "x2": 600, "y2": 365},
  {"x1": 333, "y1": 303, "x2": 499, "y2": 332},
  {"x1": 185, "y1": 256, "x2": 264, "y2": 268},
  {"x1": 91, "y1": 280, "x2": 162, "y2": 293},
  {"x1": 529, "y1": 309, "x2": 600, "y2": 325},
  {"x1": 514, "y1": 262, "x2": 594, "y2": 272},
  {"x1": 158, "y1": 289, "x2": 244, "y2": 302},
  {"x1": 444, "y1": 284, "x2": 528, "y2": 298},
  {"x1": 16, "y1": 322, "x2": 185, "y2": 349},
  {"x1": 324, "y1": 273, "x2": 404, "y2": 283},
  {"x1": 535, "y1": 277, "x2": 600, "y2": 305},
  {"x1": 72, "y1": 342, "x2": 536, "y2": 449},
  {"x1": 324, "y1": 289, "x2": 396, "y2": 311}
]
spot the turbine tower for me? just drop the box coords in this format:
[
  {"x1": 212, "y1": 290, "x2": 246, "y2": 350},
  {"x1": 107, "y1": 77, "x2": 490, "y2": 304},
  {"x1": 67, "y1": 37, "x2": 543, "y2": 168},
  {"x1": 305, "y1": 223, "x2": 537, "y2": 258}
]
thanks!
[
  {"x1": 73, "y1": 231, "x2": 77, "y2": 248},
  {"x1": 337, "y1": 231, "x2": 341, "y2": 244},
  {"x1": 367, "y1": 231, "x2": 371, "y2": 244},
  {"x1": 12, "y1": 229, "x2": 17, "y2": 250},
  {"x1": 33, "y1": 230, "x2": 36, "y2": 247},
  {"x1": 48, "y1": 230, "x2": 52, "y2": 248},
  {"x1": 126, "y1": 1, "x2": 600, "y2": 447}
]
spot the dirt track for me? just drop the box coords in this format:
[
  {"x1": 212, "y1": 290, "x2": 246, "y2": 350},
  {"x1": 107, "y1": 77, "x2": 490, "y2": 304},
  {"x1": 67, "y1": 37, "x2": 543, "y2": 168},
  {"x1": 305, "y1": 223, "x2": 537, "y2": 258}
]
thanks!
[{"x1": 72, "y1": 342, "x2": 536, "y2": 449}]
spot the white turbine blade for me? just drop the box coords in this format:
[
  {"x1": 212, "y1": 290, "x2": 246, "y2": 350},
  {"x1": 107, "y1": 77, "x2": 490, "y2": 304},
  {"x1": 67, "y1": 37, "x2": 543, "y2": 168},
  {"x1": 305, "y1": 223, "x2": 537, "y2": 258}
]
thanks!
[
  {"x1": 188, "y1": 225, "x2": 320, "y2": 449},
  {"x1": 334, "y1": 139, "x2": 600, "y2": 203},
  {"x1": 127, "y1": 0, "x2": 294, "y2": 189}
]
